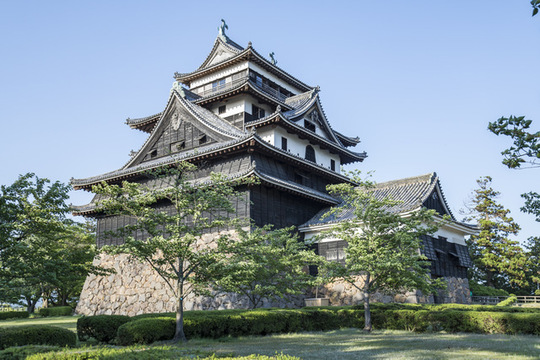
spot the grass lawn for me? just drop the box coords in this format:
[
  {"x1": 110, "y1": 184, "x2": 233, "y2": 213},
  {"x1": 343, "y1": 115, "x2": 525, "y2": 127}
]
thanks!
[
  {"x1": 182, "y1": 329, "x2": 540, "y2": 360},
  {"x1": 2, "y1": 317, "x2": 540, "y2": 359},
  {"x1": 0, "y1": 315, "x2": 80, "y2": 332}
]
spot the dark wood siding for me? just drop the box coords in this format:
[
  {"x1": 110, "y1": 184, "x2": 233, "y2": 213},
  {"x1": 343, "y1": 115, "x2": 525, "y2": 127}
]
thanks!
[
  {"x1": 422, "y1": 190, "x2": 450, "y2": 217},
  {"x1": 249, "y1": 184, "x2": 326, "y2": 228}
]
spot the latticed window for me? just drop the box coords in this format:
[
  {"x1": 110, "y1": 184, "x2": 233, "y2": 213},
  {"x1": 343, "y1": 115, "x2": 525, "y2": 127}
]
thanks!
[{"x1": 305, "y1": 145, "x2": 316, "y2": 162}]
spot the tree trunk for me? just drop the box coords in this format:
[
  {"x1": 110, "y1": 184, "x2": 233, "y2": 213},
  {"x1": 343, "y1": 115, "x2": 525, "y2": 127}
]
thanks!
[
  {"x1": 486, "y1": 270, "x2": 493, "y2": 288},
  {"x1": 363, "y1": 274, "x2": 372, "y2": 331},
  {"x1": 173, "y1": 277, "x2": 187, "y2": 343}
]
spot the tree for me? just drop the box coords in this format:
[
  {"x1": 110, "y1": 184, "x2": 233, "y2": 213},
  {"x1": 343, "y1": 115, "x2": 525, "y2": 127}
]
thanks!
[
  {"x1": 0, "y1": 174, "x2": 100, "y2": 312},
  {"x1": 488, "y1": 116, "x2": 540, "y2": 169},
  {"x1": 524, "y1": 236, "x2": 540, "y2": 294},
  {"x1": 319, "y1": 174, "x2": 442, "y2": 331},
  {"x1": 464, "y1": 176, "x2": 528, "y2": 291},
  {"x1": 95, "y1": 162, "x2": 250, "y2": 342},
  {"x1": 533, "y1": 0, "x2": 540, "y2": 17},
  {"x1": 209, "y1": 225, "x2": 320, "y2": 309}
]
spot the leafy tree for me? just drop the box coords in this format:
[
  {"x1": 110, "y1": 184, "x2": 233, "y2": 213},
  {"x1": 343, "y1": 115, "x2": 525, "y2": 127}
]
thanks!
[
  {"x1": 319, "y1": 174, "x2": 442, "y2": 331},
  {"x1": 0, "y1": 174, "x2": 100, "y2": 312},
  {"x1": 95, "y1": 162, "x2": 250, "y2": 342},
  {"x1": 533, "y1": 0, "x2": 540, "y2": 17},
  {"x1": 464, "y1": 176, "x2": 528, "y2": 290},
  {"x1": 524, "y1": 236, "x2": 540, "y2": 293},
  {"x1": 488, "y1": 116, "x2": 540, "y2": 169},
  {"x1": 209, "y1": 225, "x2": 321, "y2": 309}
]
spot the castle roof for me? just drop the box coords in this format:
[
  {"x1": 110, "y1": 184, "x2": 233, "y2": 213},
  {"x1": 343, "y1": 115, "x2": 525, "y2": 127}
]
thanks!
[
  {"x1": 299, "y1": 173, "x2": 471, "y2": 229},
  {"x1": 174, "y1": 37, "x2": 313, "y2": 92}
]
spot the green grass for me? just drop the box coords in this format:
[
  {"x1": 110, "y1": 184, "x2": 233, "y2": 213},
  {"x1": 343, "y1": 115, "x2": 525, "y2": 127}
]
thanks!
[
  {"x1": 5, "y1": 329, "x2": 539, "y2": 359},
  {"x1": 2, "y1": 316, "x2": 540, "y2": 359},
  {"x1": 0, "y1": 315, "x2": 80, "y2": 332}
]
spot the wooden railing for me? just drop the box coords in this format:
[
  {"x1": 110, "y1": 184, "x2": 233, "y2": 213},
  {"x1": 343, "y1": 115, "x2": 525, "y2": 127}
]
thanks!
[{"x1": 472, "y1": 296, "x2": 540, "y2": 305}]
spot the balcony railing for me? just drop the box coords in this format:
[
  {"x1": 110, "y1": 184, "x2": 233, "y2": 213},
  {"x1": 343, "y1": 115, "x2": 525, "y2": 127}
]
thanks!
[{"x1": 192, "y1": 75, "x2": 289, "y2": 102}]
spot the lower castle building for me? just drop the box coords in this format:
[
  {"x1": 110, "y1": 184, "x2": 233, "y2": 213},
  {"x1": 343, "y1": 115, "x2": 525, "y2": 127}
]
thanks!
[{"x1": 72, "y1": 24, "x2": 475, "y2": 316}]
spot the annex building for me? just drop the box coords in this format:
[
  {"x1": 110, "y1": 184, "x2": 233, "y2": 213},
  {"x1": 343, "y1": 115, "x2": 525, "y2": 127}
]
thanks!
[{"x1": 72, "y1": 24, "x2": 475, "y2": 316}]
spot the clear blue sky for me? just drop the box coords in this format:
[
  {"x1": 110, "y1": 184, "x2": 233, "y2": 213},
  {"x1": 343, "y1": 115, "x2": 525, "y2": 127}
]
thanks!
[{"x1": 1, "y1": 1, "x2": 538, "y2": 240}]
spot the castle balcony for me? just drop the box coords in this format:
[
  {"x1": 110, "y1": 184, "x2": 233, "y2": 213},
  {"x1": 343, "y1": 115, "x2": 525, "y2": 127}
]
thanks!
[{"x1": 192, "y1": 73, "x2": 290, "y2": 103}]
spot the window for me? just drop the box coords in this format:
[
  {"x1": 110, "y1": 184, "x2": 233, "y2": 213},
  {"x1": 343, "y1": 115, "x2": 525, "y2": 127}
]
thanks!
[
  {"x1": 212, "y1": 78, "x2": 225, "y2": 89},
  {"x1": 304, "y1": 119, "x2": 316, "y2": 132},
  {"x1": 281, "y1": 137, "x2": 288, "y2": 151},
  {"x1": 330, "y1": 159, "x2": 336, "y2": 171},
  {"x1": 199, "y1": 135, "x2": 207, "y2": 145},
  {"x1": 252, "y1": 104, "x2": 265, "y2": 119},
  {"x1": 305, "y1": 145, "x2": 316, "y2": 163},
  {"x1": 218, "y1": 105, "x2": 226, "y2": 114},
  {"x1": 171, "y1": 141, "x2": 185, "y2": 152},
  {"x1": 150, "y1": 149, "x2": 157, "y2": 158}
]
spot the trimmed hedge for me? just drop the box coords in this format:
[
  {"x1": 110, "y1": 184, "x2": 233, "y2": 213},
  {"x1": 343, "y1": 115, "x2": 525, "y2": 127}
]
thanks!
[
  {"x1": 39, "y1": 306, "x2": 73, "y2": 317},
  {"x1": 78, "y1": 304, "x2": 540, "y2": 346},
  {"x1": 0, "y1": 311, "x2": 29, "y2": 321},
  {"x1": 77, "y1": 315, "x2": 131, "y2": 343},
  {"x1": 117, "y1": 317, "x2": 176, "y2": 345},
  {"x1": 0, "y1": 325, "x2": 76, "y2": 349},
  {"x1": 117, "y1": 308, "x2": 362, "y2": 345}
]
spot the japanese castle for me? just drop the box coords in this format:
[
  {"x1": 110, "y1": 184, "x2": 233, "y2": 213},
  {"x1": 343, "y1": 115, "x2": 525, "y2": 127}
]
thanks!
[{"x1": 72, "y1": 23, "x2": 474, "y2": 315}]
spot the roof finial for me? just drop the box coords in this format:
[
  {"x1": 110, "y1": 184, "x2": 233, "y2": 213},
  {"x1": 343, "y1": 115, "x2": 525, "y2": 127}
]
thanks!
[
  {"x1": 276, "y1": 105, "x2": 282, "y2": 113},
  {"x1": 218, "y1": 19, "x2": 228, "y2": 40},
  {"x1": 269, "y1": 52, "x2": 277, "y2": 65},
  {"x1": 248, "y1": 41, "x2": 252, "y2": 47}
]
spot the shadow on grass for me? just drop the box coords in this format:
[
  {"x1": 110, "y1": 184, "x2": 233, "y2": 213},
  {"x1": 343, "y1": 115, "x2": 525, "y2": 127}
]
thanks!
[{"x1": 186, "y1": 329, "x2": 540, "y2": 360}]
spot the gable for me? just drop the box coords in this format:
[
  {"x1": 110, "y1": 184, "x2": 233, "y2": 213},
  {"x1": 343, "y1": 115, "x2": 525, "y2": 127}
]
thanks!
[
  {"x1": 423, "y1": 188, "x2": 452, "y2": 217},
  {"x1": 139, "y1": 109, "x2": 217, "y2": 164},
  {"x1": 199, "y1": 39, "x2": 242, "y2": 69}
]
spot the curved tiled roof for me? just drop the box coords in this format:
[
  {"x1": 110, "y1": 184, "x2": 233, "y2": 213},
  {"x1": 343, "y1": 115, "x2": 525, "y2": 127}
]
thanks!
[
  {"x1": 175, "y1": 45, "x2": 313, "y2": 92},
  {"x1": 198, "y1": 36, "x2": 244, "y2": 70},
  {"x1": 246, "y1": 112, "x2": 367, "y2": 164},
  {"x1": 300, "y1": 173, "x2": 455, "y2": 228},
  {"x1": 71, "y1": 134, "x2": 254, "y2": 189},
  {"x1": 126, "y1": 112, "x2": 163, "y2": 127}
]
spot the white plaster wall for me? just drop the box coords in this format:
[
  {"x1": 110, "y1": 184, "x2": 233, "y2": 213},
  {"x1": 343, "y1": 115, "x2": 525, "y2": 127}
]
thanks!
[
  {"x1": 249, "y1": 63, "x2": 304, "y2": 95},
  {"x1": 433, "y1": 225, "x2": 468, "y2": 246},
  {"x1": 209, "y1": 97, "x2": 245, "y2": 118},
  {"x1": 269, "y1": 126, "x2": 341, "y2": 172},
  {"x1": 191, "y1": 62, "x2": 248, "y2": 88},
  {"x1": 303, "y1": 222, "x2": 469, "y2": 247}
]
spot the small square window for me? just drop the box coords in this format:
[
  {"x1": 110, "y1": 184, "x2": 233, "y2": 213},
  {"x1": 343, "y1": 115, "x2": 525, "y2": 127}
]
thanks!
[
  {"x1": 304, "y1": 120, "x2": 316, "y2": 132},
  {"x1": 281, "y1": 137, "x2": 288, "y2": 151},
  {"x1": 218, "y1": 105, "x2": 226, "y2": 114}
]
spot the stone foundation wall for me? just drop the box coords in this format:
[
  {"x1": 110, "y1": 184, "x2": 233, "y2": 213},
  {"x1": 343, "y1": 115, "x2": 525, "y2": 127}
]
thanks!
[
  {"x1": 76, "y1": 253, "x2": 300, "y2": 316},
  {"x1": 315, "y1": 275, "x2": 471, "y2": 306}
]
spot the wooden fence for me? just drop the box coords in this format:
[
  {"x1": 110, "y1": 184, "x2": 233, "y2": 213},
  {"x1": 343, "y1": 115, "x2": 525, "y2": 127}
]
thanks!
[{"x1": 471, "y1": 296, "x2": 540, "y2": 305}]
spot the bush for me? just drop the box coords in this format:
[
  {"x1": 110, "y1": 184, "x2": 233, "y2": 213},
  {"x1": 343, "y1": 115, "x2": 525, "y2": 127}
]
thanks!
[
  {"x1": 0, "y1": 345, "x2": 62, "y2": 360},
  {"x1": 469, "y1": 281, "x2": 509, "y2": 296},
  {"x1": 497, "y1": 296, "x2": 517, "y2": 307},
  {"x1": 39, "y1": 306, "x2": 73, "y2": 317},
  {"x1": 0, "y1": 311, "x2": 29, "y2": 321},
  {"x1": 0, "y1": 325, "x2": 76, "y2": 349},
  {"x1": 117, "y1": 317, "x2": 176, "y2": 345},
  {"x1": 77, "y1": 315, "x2": 131, "y2": 343}
]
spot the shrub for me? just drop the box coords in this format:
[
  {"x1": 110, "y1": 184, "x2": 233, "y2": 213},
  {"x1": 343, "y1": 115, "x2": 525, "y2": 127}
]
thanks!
[
  {"x1": 469, "y1": 281, "x2": 509, "y2": 296},
  {"x1": 0, "y1": 325, "x2": 76, "y2": 349},
  {"x1": 39, "y1": 306, "x2": 73, "y2": 317},
  {"x1": 116, "y1": 317, "x2": 175, "y2": 345},
  {"x1": 0, "y1": 345, "x2": 62, "y2": 360},
  {"x1": 77, "y1": 315, "x2": 131, "y2": 343},
  {"x1": 497, "y1": 296, "x2": 517, "y2": 307},
  {"x1": 0, "y1": 311, "x2": 29, "y2": 321}
]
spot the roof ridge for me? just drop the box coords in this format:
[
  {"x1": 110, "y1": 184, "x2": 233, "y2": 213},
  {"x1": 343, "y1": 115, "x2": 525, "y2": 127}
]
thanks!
[{"x1": 374, "y1": 173, "x2": 436, "y2": 188}]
